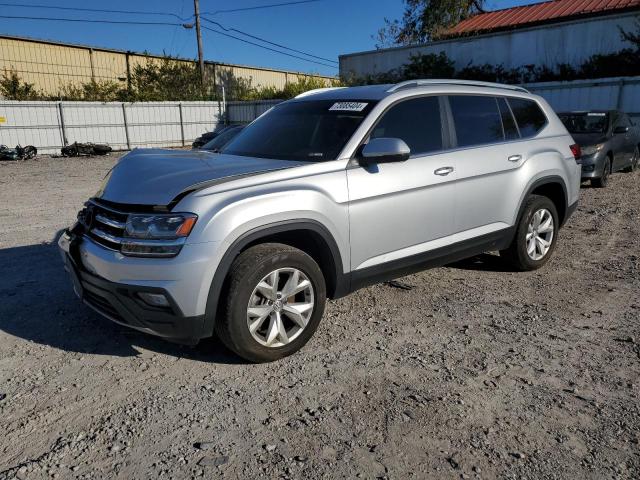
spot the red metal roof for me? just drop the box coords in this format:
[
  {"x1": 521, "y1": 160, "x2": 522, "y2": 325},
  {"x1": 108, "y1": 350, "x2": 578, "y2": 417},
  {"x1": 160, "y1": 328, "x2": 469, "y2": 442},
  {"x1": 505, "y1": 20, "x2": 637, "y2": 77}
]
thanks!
[{"x1": 445, "y1": 0, "x2": 640, "y2": 37}]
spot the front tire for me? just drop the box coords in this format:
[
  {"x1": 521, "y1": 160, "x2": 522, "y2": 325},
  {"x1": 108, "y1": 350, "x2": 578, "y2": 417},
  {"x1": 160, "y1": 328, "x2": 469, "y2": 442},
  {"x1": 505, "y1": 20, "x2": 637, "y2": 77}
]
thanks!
[
  {"x1": 591, "y1": 157, "x2": 611, "y2": 188},
  {"x1": 500, "y1": 195, "x2": 559, "y2": 271},
  {"x1": 216, "y1": 243, "x2": 326, "y2": 363}
]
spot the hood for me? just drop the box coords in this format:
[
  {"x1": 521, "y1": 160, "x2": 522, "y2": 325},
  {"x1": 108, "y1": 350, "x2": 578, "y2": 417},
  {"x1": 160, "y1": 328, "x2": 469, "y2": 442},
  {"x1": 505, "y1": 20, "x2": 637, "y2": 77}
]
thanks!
[
  {"x1": 571, "y1": 133, "x2": 608, "y2": 147},
  {"x1": 97, "y1": 149, "x2": 306, "y2": 205}
]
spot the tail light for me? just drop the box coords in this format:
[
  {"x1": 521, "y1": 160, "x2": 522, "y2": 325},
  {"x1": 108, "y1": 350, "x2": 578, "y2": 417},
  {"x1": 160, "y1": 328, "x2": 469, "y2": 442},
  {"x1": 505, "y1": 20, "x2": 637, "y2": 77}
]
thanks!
[{"x1": 570, "y1": 144, "x2": 582, "y2": 164}]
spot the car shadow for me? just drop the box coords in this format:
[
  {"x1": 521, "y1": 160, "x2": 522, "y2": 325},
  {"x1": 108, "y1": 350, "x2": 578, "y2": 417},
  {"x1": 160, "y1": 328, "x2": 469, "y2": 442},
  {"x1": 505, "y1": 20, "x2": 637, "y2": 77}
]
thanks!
[
  {"x1": 446, "y1": 253, "x2": 519, "y2": 273},
  {"x1": 0, "y1": 232, "x2": 245, "y2": 364}
]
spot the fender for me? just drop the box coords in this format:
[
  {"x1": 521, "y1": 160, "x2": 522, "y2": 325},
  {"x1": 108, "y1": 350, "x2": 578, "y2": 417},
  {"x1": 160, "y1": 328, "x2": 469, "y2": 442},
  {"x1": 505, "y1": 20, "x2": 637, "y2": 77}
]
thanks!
[
  {"x1": 200, "y1": 219, "x2": 348, "y2": 338},
  {"x1": 515, "y1": 175, "x2": 569, "y2": 227}
]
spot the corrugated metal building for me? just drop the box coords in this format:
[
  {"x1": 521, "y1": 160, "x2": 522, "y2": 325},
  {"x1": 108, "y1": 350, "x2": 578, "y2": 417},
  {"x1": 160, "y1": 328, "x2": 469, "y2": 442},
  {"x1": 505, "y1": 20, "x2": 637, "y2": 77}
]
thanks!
[
  {"x1": 340, "y1": 0, "x2": 640, "y2": 78},
  {"x1": 0, "y1": 34, "x2": 335, "y2": 97}
]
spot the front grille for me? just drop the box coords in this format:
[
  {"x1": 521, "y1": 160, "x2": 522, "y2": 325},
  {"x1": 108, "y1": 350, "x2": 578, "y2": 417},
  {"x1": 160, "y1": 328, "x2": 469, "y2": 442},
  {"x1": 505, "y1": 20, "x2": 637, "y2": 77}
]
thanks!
[
  {"x1": 84, "y1": 288, "x2": 127, "y2": 324},
  {"x1": 85, "y1": 200, "x2": 129, "y2": 250}
]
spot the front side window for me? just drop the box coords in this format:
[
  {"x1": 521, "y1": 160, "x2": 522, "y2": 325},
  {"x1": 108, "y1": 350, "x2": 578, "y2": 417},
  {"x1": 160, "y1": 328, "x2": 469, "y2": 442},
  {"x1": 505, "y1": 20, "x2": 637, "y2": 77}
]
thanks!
[
  {"x1": 509, "y1": 98, "x2": 547, "y2": 137},
  {"x1": 449, "y1": 95, "x2": 504, "y2": 147},
  {"x1": 222, "y1": 100, "x2": 377, "y2": 162},
  {"x1": 369, "y1": 96, "x2": 443, "y2": 155}
]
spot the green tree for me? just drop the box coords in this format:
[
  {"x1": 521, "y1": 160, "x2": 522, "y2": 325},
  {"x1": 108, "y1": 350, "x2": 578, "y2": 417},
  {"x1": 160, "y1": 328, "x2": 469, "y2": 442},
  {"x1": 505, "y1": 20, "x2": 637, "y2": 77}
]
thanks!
[
  {"x1": 129, "y1": 58, "x2": 206, "y2": 101},
  {"x1": 56, "y1": 79, "x2": 126, "y2": 102},
  {"x1": 0, "y1": 69, "x2": 41, "y2": 100},
  {"x1": 375, "y1": 0, "x2": 486, "y2": 47}
]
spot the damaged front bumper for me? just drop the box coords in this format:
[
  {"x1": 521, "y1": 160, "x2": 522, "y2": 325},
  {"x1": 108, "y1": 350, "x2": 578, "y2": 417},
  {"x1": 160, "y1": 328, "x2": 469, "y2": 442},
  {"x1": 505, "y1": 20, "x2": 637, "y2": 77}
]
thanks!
[{"x1": 58, "y1": 229, "x2": 208, "y2": 344}]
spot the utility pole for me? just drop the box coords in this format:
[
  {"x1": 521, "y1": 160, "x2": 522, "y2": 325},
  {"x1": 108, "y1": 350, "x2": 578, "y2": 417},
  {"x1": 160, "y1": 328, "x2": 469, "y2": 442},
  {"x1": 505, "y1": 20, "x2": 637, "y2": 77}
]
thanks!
[{"x1": 193, "y1": 0, "x2": 205, "y2": 85}]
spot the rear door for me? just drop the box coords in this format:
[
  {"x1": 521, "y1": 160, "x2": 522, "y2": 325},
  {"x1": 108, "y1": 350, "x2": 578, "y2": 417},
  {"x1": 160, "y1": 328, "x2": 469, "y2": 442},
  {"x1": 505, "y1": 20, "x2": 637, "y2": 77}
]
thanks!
[
  {"x1": 347, "y1": 96, "x2": 458, "y2": 271},
  {"x1": 445, "y1": 95, "x2": 544, "y2": 235}
]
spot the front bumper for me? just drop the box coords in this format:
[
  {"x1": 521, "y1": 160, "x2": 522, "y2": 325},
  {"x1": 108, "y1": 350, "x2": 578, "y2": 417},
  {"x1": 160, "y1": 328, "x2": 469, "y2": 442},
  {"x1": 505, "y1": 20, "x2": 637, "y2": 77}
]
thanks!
[{"x1": 59, "y1": 230, "x2": 210, "y2": 343}]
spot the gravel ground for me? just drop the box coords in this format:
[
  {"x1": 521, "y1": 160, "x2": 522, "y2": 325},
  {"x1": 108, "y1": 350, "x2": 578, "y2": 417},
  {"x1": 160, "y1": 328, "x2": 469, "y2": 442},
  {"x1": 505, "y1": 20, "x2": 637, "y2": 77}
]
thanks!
[{"x1": 0, "y1": 154, "x2": 639, "y2": 480}]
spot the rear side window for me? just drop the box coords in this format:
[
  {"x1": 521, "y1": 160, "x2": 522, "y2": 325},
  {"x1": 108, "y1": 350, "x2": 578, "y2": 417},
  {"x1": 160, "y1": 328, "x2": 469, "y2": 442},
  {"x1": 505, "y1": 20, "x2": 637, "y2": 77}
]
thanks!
[
  {"x1": 508, "y1": 98, "x2": 547, "y2": 137},
  {"x1": 370, "y1": 96, "x2": 443, "y2": 155},
  {"x1": 449, "y1": 95, "x2": 504, "y2": 147},
  {"x1": 498, "y1": 98, "x2": 519, "y2": 140}
]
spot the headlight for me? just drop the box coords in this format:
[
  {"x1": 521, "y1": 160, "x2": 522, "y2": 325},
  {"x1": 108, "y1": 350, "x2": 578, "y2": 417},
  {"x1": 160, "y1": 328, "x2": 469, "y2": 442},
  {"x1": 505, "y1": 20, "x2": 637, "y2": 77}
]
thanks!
[
  {"x1": 581, "y1": 144, "x2": 604, "y2": 156},
  {"x1": 121, "y1": 213, "x2": 197, "y2": 257}
]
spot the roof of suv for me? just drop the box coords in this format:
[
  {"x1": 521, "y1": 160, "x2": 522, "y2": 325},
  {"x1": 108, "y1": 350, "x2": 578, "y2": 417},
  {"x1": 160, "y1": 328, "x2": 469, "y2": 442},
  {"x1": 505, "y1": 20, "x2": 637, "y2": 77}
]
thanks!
[{"x1": 293, "y1": 79, "x2": 531, "y2": 102}]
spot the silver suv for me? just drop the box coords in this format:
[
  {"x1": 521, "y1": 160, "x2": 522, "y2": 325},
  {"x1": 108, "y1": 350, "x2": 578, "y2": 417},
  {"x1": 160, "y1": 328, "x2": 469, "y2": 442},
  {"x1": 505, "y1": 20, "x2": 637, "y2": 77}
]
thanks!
[{"x1": 59, "y1": 80, "x2": 581, "y2": 362}]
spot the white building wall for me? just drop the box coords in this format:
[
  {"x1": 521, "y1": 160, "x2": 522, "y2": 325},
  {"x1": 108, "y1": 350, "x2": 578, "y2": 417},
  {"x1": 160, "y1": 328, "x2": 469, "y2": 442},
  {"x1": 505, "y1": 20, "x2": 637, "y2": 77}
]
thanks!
[{"x1": 340, "y1": 12, "x2": 640, "y2": 78}]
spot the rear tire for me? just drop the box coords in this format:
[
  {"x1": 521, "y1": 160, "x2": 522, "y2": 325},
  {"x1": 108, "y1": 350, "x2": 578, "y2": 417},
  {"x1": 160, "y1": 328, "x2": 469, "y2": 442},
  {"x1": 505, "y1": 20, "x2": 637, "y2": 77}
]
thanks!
[
  {"x1": 591, "y1": 157, "x2": 611, "y2": 188},
  {"x1": 500, "y1": 195, "x2": 559, "y2": 271},
  {"x1": 216, "y1": 243, "x2": 326, "y2": 363}
]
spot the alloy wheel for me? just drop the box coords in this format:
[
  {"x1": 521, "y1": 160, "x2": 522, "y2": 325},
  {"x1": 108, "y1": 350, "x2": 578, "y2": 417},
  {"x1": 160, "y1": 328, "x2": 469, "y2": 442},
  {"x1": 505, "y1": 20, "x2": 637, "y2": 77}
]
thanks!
[
  {"x1": 246, "y1": 268, "x2": 314, "y2": 347},
  {"x1": 526, "y1": 208, "x2": 554, "y2": 261}
]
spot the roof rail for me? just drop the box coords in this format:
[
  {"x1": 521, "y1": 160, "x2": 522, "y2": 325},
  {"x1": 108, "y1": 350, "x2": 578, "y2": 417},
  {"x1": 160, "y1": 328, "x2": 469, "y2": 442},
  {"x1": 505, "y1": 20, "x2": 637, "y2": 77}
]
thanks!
[
  {"x1": 387, "y1": 79, "x2": 530, "y2": 94},
  {"x1": 295, "y1": 87, "x2": 347, "y2": 99}
]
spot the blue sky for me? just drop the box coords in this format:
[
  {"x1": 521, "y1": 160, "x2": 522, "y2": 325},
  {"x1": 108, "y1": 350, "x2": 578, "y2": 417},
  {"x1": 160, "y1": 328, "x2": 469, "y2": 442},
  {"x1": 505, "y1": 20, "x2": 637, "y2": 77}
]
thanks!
[{"x1": 0, "y1": 0, "x2": 545, "y2": 75}]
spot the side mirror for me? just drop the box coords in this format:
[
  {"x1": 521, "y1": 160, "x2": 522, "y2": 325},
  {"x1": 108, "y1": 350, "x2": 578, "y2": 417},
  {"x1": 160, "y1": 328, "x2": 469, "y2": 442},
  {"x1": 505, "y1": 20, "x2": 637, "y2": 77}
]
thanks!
[
  {"x1": 359, "y1": 137, "x2": 411, "y2": 165},
  {"x1": 614, "y1": 126, "x2": 629, "y2": 134}
]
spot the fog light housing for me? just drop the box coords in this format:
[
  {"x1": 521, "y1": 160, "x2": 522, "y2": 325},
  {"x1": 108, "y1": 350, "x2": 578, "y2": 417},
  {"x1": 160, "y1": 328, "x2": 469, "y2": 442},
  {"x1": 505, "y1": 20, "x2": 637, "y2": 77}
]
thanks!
[
  {"x1": 582, "y1": 164, "x2": 595, "y2": 172},
  {"x1": 138, "y1": 292, "x2": 170, "y2": 308}
]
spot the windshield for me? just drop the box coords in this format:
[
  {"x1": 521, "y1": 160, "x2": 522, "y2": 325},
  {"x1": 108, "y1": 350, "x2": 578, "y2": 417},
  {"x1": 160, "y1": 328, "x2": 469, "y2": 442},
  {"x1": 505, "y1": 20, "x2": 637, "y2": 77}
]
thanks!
[
  {"x1": 221, "y1": 100, "x2": 377, "y2": 161},
  {"x1": 559, "y1": 112, "x2": 609, "y2": 134},
  {"x1": 201, "y1": 126, "x2": 243, "y2": 151}
]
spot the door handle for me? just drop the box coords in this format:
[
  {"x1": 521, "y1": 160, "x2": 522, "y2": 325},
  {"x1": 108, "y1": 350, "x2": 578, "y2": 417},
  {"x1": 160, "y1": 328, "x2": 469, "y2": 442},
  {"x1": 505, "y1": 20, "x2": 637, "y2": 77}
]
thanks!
[
  {"x1": 508, "y1": 154, "x2": 523, "y2": 162},
  {"x1": 434, "y1": 166, "x2": 454, "y2": 176}
]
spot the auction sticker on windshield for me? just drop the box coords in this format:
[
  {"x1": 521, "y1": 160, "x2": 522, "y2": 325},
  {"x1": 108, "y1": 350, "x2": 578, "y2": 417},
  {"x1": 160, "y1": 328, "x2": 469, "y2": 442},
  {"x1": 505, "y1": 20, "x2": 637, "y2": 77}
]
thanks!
[{"x1": 329, "y1": 102, "x2": 368, "y2": 112}]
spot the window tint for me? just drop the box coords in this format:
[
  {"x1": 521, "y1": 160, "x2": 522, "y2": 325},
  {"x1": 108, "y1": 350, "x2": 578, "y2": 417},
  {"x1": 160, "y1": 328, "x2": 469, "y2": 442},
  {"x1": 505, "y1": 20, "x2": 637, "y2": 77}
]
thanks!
[
  {"x1": 498, "y1": 98, "x2": 519, "y2": 140},
  {"x1": 559, "y1": 112, "x2": 608, "y2": 134},
  {"x1": 370, "y1": 96, "x2": 442, "y2": 155},
  {"x1": 508, "y1": 98, "x2": 547, "y2": 137},
  {"x1": 617, "y1": 114, "x2": 631, "y2": 128},
  {"x1": 449, "y1": 95, "x2": 504, "y2": 147},
  {"x1": 222, "y1": 100, "x2": 377, "y2": 162}
]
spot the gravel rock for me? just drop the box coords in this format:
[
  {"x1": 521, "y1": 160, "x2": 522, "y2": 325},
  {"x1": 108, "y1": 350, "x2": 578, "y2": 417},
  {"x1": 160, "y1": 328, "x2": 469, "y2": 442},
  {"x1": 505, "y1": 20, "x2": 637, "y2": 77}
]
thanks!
[{"x1": 0, "y1": 155, "x2": 639, "y2": 479}]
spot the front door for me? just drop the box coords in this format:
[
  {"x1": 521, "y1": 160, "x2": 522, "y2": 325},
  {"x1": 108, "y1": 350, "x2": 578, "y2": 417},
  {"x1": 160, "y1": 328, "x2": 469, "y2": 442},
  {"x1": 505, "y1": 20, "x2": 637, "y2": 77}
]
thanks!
[{"x1": 347, "y1": 96, "x2": 458, "y2": 272}]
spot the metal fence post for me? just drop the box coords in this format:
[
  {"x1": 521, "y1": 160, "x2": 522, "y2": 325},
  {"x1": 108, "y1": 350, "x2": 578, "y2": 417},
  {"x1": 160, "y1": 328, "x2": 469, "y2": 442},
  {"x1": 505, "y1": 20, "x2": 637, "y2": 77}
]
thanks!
[
  {"x1": 57, "y1": 102, "x2": 68, "y2": 146},
  {"x1": 121, "y1": 103, "x2": 131, "y2": 150},
  {"x1": 178, "y1": 102, "x2": 186, "y2": 147},
  {"x1": 616, "y1": 79, "x2": 625, "y2": 110}
]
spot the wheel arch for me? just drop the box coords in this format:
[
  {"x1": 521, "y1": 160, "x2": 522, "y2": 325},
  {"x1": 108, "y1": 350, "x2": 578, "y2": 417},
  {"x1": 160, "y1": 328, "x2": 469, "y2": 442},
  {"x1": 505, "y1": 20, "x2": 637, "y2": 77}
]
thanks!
[
  {"x1": 200, "y1": 220, "x2": 348, "y2": 338},
  {"x1": 518, "y1": 176, "x2": 569, "y2": 227}
]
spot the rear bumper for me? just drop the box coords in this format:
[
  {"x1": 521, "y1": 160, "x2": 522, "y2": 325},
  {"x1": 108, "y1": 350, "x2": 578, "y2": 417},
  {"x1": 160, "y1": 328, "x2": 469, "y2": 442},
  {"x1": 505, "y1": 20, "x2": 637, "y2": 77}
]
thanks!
[
  {"x1": 580, "y1": 153, "x2": 605, "y2": 179},
  {"x1": 59, "y1": 230, "x2": 208, "y2": 343}
]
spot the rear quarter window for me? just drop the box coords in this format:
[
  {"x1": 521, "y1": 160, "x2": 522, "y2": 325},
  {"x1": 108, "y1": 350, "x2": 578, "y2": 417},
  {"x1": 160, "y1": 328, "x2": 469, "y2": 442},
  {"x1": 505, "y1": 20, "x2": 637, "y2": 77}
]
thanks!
[{"x1": 508, "y1": 98, "x2": 547, "y2": 137}]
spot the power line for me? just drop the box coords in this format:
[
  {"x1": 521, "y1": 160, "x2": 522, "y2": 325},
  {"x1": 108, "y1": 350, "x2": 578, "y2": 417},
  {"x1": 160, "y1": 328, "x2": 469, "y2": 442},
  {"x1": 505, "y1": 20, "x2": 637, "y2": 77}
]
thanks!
[
  {"x1": 0, "y1": 0, "x2": 326, "y2": 21},
  {"x1": 0, "y1": 14, "x2": 183, "y2": 26},
  {"x1": 0, "y1": 14, "x2": 338, "y2": 70},
  {"x1": 202, "y1": 0, "x2": 323, "y2": 16},
  {"x1": 201, "y1": 25, "x2": 337, "y2": 69},
  {"x1": 0, "y1": 2, "x2": 191, "y2": 21},
  {"x1": 201, "y1": 17, "x2": 337, "y2": 64}
]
